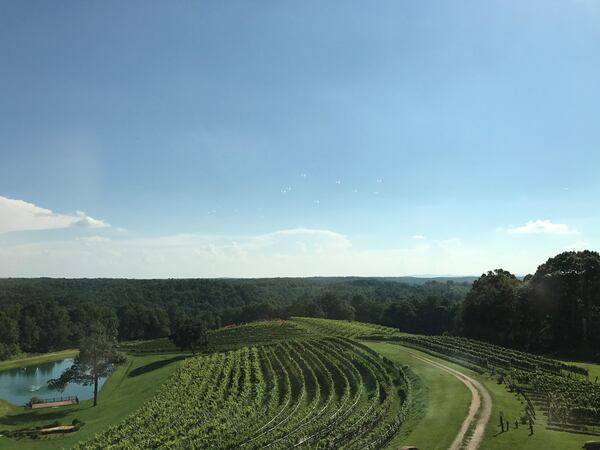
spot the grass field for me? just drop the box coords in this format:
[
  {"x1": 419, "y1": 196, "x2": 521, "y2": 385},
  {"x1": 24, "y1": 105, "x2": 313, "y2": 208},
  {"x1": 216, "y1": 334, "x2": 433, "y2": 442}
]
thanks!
[
  {"x1": 0, "y1": 401, "x2": 10, "y2": 419},
  {"x1": 0, "y1": 350, "x2": 79, "y2": 372}
]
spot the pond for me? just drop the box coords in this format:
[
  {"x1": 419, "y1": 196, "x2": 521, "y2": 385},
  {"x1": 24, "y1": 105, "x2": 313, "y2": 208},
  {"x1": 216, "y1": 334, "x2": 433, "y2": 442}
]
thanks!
[{"x1": 0, "y1": 358, "x2": 109, "y2": 406}]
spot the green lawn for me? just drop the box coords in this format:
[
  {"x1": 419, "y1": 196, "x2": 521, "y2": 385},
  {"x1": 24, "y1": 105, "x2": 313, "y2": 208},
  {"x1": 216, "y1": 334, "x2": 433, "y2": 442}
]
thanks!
[
  {"x1": 364, "y1": 341, "x2": 472, "y2": 450},
  {"x1": 0, "y1": 352, "x2": 187, "y2": 449},
  {"x1": 0, "y1": 401, "x2": 12, "y2": 418},
  {"x1": 0, "y1": 350, "x2": 79, "y2": 371}
]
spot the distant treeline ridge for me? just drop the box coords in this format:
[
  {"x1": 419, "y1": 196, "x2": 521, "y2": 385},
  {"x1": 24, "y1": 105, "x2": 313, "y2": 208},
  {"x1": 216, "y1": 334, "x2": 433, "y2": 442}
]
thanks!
[
  {"x1": 0, "y1": 276, "x2": 467, "y2": 359},
  {"x1": 0, "y1": 250, "x2": 598, "y2": 361}
]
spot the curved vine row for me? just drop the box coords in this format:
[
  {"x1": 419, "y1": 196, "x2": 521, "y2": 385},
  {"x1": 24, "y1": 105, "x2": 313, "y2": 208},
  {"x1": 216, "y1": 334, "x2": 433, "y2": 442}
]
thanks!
[{"x1": 77, "y1": 337, "x2": 411, "y2": 449}]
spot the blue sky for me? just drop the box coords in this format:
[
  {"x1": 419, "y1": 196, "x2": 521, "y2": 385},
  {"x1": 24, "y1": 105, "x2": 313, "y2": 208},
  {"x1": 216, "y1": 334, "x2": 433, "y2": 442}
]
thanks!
[{"x1": 1, "y1": 0, "x2": 599, "y2": 277}]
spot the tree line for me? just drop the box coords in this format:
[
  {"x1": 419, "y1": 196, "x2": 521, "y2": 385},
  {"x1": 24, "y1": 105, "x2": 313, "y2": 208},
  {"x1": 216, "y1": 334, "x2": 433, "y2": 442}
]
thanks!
[
  {"x1": 0, "y1": 277, "x2": 467, "y2": 360},
  {"x1": 459, "y1": 250, "x2": 600, "y2": 359},
  {"x1": 1, "y1": 250, "x2": 598, "y2": 361}
]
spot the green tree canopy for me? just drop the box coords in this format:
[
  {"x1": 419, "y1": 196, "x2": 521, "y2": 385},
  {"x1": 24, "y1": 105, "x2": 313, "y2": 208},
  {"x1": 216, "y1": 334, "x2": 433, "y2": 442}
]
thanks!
[
  {"x1": 460, "y1": 269, "x2": 522, "y2": 346},
  {"x1": 169, "y1": 319, "x2": 208, "y2": 355},
  {"x1": 529, "y1": 250, "x2": 600, "y2": 352},
  {"x1": 49, "y1": 325, "x2": 123, "y2": 406},
  {"x1": 0, "y1": 310, "x2": 20, "y2": 360}
]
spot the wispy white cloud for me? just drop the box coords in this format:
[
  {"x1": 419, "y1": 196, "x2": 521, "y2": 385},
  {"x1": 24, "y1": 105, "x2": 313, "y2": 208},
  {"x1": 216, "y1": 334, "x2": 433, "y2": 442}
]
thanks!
[
  {"x1": 0, "y1": 196, "x2": 109, "y2": 234},
  {"x1": 412, "y1": 234, "x2": 426, "y2": 240},
  {"x1": 0, "y1": 228, "x2": 543, "y2": 278},
  {"x1": 76, "y1": 235, "x2": 112, "y2": 243},
  {"x1": 506, "y1": 219, "x2": 576, "y2": 235}
]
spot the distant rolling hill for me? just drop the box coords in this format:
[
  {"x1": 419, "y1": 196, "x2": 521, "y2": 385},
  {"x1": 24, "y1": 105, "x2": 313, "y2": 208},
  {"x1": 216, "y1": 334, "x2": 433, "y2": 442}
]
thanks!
[{"x1": 304, "y1": 276, "x2": 478, "y2": 285}]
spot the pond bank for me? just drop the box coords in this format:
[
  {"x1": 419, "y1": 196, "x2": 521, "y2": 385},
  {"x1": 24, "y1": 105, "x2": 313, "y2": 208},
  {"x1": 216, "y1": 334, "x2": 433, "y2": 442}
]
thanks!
[{"x1": 0, "y1": 350, "x2": 78, "y2": 372}]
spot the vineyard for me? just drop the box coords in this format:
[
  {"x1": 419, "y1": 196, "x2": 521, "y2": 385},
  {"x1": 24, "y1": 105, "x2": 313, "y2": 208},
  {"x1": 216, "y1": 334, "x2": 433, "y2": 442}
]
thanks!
[
  {"x1": 4, "y1": 317, "x2": 600, "y2": 449},
  {"x1": 120, "y1": 320, "x2": 312, "y2": 355},
  {"x1": 375, "y1": 334, "x2": 600, "y2": 435},
  {"x1": 388, "y1": 335, "x2": 588, "y2": 376},
  {"x1": 122, "y1": 318, "x2": 399, "y2": 355},
  {"x1": 290, "y1": 317, "x2": 400, "y2": 337},
  {"x1": 78, "y1": 323, "x2": 411, "y2": 449}
]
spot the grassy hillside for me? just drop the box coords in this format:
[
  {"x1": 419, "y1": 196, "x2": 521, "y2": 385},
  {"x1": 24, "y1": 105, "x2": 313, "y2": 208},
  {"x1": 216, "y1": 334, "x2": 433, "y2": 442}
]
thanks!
[
  {"x1": 79, "y1": 337, "x2": 410, "y2": 449},
  {"x1": 0, "y1": 353, "x2": 186, "y2": 450}
]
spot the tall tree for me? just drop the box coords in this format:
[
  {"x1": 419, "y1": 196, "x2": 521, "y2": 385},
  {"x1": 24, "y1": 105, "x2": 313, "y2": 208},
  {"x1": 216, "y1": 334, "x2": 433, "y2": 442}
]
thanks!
[
  {"x1": 169, "y1": 319, "x2": 208, "y2": 355},
  {"x1": 460, "y1": 269, "x2": 521, "y2": 346},
  {"x1": 529, "y1": 250, "x2": 600, "y2": 352},
  {"x1": 49, "y1": 325, "x2": 122, "y2": 407}
]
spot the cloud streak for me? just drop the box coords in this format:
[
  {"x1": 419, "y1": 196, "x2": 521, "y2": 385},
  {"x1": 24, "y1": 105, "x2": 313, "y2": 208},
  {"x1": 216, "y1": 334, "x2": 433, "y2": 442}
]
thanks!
[
  {"x1": 0, "y1": 227, "x2": 566, "y2": 278},
  {"x1": 0, "y1": 196, "x2": 109, "y2": 234},
  {"x1": 506, "y1": 219, "x2": 575, "y2": 235}
]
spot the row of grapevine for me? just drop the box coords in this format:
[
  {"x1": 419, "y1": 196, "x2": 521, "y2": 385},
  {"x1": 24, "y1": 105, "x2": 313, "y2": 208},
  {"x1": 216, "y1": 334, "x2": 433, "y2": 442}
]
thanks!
[
  {"x1": 291, "y1": 317, "x2": 399, "y2": 338},
  {"x1": 381, "y1": 334, "x2": 599, "y2": 433},
  {"x1": 77, "y1": 337, "x2": 411, "y2": 449},
  {"x1": 384, "y1": 335, "x2": 587, "y2": 377},
  {"x1": 508, "y1": 369, "x2": 600, "y2": 428},
  {"x1": 122, "y1": 320, "x2": 312, "y2": 355}
]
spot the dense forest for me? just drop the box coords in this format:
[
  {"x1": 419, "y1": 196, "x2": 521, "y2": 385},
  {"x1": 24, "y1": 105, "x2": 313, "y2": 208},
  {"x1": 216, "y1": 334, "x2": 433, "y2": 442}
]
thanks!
[
  {"x1": 460, "y1": 250, "x2": 600, "y2": 359},
  {"x1": 0, "y1": 250, "x2": 598, "y2": 362},
  {"x1": 0, "y1": 276, "x2": 467, "y2": 359}
]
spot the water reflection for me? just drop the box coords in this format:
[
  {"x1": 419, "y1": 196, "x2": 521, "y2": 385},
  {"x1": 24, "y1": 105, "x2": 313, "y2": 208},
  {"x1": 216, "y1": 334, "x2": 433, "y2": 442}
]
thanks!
[{"x1": 0, "y1": 358, "x2": 108, "y2": 406}]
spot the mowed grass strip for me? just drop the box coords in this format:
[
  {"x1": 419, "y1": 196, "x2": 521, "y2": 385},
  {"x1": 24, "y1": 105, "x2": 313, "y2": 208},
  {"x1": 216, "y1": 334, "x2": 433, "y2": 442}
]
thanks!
[{"x1": 363, "y1": 341, "x2": 471, "y2": 450}]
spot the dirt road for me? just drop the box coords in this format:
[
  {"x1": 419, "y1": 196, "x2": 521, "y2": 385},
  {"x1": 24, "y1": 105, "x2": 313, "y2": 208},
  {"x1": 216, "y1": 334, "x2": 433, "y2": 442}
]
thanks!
[{"x1": 402, "y1": 349, "x2": 492, "y2": 450}]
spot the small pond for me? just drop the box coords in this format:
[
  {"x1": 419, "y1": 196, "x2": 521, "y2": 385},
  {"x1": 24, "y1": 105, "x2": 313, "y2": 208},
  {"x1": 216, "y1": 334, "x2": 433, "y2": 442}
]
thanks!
[{"x1": 0, "y1": 358, "x2": 109, "y2": 406}]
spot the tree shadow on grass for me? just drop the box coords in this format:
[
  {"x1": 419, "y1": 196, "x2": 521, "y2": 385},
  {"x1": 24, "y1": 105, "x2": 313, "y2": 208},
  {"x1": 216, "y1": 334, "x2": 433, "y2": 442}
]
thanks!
[
  {"x1": 0, "y1": 409, "x2": 70, "y2": 427},
  {"x1": 128, "y1": 355, "x2": 187, "y2": 378}
]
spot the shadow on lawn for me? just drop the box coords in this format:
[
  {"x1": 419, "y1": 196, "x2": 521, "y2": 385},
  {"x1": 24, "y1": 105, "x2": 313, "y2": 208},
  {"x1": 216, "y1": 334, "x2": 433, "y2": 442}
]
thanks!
[
  {"x1": 128, "y1": 355, "x2": 187, "y2": 378},
  {"x1": 0, "y1": 409, "x2": 70, "y2": 427}
]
